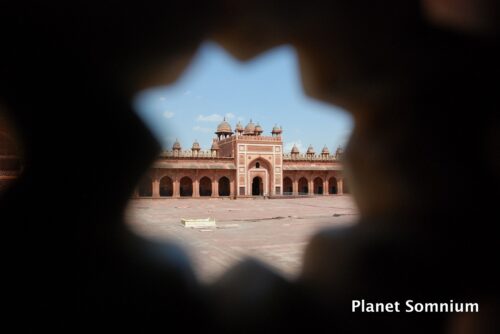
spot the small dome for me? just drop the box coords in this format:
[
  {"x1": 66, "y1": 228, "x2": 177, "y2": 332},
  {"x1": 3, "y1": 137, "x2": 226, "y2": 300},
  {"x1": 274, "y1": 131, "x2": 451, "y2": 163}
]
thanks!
[
  {"x1": 192, "y1": 140, "x2": 201, "y2": 150},
  {"x1": 291, "y1": 144, "x2": 300, "y2": 154},
  {"x1": 321, "y1": 145, "x2": 330, "y2": 154},
  {"x1": 236, "y1": 121, "x2": 244, "y2": 132},
  {"x1": 307, "y1": 145, "x2": 315, "y2": 154},
  {"x1": 211, "y1": 139, "x2": 219, "y2": 150},
  {"x1": 272, "y1": 124, "x2": 282, "y2": 134},
  {"x1": 254, "y1": 123, "x2": 263, "y2": 133},
  {"x1": 244, "y1": 119, "x2": 256, "y2": 134},
  {"x1": 172, "y1": 139, "x2": 181, "y2": 150},
  {"x1": 216, "y1": 118, "x2": 233, "y2": 134},
  {"x1": 335, "y1": 146, "x2": 344, "y2": 157}
]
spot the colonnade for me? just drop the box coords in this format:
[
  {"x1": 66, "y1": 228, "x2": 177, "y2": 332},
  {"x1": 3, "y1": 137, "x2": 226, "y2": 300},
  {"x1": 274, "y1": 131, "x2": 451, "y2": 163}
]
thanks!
[{"x1": 282, "y1": 175, "x2": 345, "y2": 196}]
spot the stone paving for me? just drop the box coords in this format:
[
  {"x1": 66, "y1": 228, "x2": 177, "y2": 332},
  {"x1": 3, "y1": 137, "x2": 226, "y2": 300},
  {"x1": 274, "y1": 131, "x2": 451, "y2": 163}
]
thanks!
[{"x1": 125, "y1": 196, "x2": 359, "y2": 283}]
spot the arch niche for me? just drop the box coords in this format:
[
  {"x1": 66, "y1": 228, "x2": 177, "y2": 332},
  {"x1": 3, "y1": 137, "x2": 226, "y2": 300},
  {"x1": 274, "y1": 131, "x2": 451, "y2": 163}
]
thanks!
[
  {"x1": 180, "y1": 176, "x2": 193, "y2": 197},
  {"x1": 199, "y1": 176, "x2": 212, "y2": 196},
  {"x1": 298, "y1": 177, "x2": 308, "y2": 195},
  {"x1": 159, "y1": 176, "x2": 173, "y2": 197},
  {"x1": 218, "y1": 176, "x2": 230, "y2": 196},
  {"x1": 251, "y1": 176, "x2": 263, "y2": 196},
  {"x1": 313, "y1": 177, "x2": 323, "y2": 194},
  {"x1": 328, "y1": 176, "x2": 338, "y2": 194},
  {"x1": 283, "y1": 177, "x2": 293, "y2": 195},
  {"x1": 248, "y1": 158, "x2": 272, "y2": 196}
]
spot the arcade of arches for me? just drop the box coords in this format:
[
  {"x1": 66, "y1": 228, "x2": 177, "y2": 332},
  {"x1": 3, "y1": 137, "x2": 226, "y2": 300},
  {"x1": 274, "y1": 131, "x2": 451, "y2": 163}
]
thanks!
[
  {"x1": 0, "y1": 119, "x2": 22, "y2": 193},
  {"x1": 135, "y1": 119, "x2": 347, "y2": 198},
  {"x1": 138, "y1": 173, "x2": 234, "y2": 198},
  {"x1": 137, "y1": 173, "x2": 346, "y2": 198}
]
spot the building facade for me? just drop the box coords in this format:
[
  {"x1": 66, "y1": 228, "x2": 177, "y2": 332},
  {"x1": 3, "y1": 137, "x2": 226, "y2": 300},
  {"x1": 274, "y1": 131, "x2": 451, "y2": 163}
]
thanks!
[
  {"x1": 136, "y1": 119, "x2": 346, "y2": 199},
  {"x1": 0, "y1": 116, "x2": 22, "y2": 194}
]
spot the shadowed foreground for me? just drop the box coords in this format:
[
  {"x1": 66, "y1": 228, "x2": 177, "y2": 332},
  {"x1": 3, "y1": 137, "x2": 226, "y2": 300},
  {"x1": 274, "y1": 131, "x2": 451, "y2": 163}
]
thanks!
[{"x1": 1, "y1": 1, "x2": 498, "y2": 333}]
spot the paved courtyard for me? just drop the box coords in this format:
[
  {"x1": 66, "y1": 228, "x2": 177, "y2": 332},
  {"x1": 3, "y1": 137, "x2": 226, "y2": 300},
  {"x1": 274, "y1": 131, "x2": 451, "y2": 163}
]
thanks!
[{"x1": 126, "y1": 196, "x2": 359, "y2": 283}]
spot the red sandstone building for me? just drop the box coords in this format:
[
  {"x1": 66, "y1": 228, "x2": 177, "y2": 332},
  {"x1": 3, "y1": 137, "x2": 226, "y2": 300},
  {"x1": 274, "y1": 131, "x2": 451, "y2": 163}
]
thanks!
[
  {"x1": 0, "y1": 116, "x2": 22, "y2": 193},
  {"x1": 136, "y1": 119, "x2": 347, "y2": 199}
]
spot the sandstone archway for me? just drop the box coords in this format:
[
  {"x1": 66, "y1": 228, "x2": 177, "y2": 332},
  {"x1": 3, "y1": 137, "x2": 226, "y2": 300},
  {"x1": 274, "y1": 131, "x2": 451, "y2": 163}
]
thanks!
[
  {"x1": 199, "y1": 176, "x2": 212, "y2": 196},
  {"x1": 328, "y1": 176, "x2": 337, "y2": 195},
  {"x1": 180, "y1": 176, "x2": 193, "y2": 197},
  {"x1": 298, "y1": 177, "x2": 308, "y2": 195},
  {"x1": 218, "y1": 176, "x2": 230, "y2": 196},
  {"x1": 313, "y1": 177, "x2": 323, "y2": 195},
  {"x1": 283, "y1": 177, "x2": 293, "y2": 195},
  {"x1": 159, "y1": 176, "x2": 173, "y2": 197},
  {"x1": 252, "y1": 176, "x2": 263, "y2": 196}
]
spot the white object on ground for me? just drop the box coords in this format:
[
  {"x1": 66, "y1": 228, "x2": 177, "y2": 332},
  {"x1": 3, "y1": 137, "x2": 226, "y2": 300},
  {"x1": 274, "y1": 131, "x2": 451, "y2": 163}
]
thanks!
[{"x1": 181, "y1": 217, "x2": 216, "y2": 228}]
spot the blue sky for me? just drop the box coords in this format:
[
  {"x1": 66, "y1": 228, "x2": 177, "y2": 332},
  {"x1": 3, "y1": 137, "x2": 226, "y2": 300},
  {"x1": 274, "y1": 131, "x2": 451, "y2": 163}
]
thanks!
[{"x1": 133, "y1": 42, "x2": 353, "y2": 154}]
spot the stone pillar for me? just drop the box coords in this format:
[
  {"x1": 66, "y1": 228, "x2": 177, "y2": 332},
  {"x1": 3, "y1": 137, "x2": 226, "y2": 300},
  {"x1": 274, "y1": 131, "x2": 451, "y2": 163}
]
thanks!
[
  {"x1": 292, "y1": 179, "x2": 298, "y2": 196},
  {"x1": 323, "y1": 179, "x2": 329, "y2": 195},
  {"x1": 308, "y1": 179, "x2": 314, "y2": 195},
  {"x1": 152, "y1": 179, "x2": 160, "y2": 198},
  {"x1": 337, "y1": 178, "x2": 344, "y2": 195},
  {"x1": 193, "y1": 178, "x2": 199, "y2": 198},
  {"x1": 212, "y1": 178, "x2": 219, "y2": 197},
  {"x1": 173, "y1": 177, "x2": 180, "y2": 198},
  {"x1": 230, "y1": 178, "x2": 235, "y2": 198}
]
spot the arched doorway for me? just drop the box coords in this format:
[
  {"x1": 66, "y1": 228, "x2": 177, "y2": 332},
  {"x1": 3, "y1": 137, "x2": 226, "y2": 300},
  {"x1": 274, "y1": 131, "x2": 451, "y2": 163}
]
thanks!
[
  {"x1": 329, "y1": 177, "x2": 338, "y2": 194},
  {"x1": 313, "y1": 177, "x2": 323, "y2": 194},
  {"x1": 199, "y1": 176, "x2": 212, "y2": 196},
  {"x1": 180, "y1": 176, "x2": 193, "y2": 197},
  {"x1": 0, "y1": 133, "x2": 17, "y2": 155},
  {"x1": 248, "y1": 158, "x2": 271, "y2": 196},
  {"x1": 252, "y1": 176, "x2": 263, "y2": 196},
  {"x1": 159, "y1": 176, "x2": 173, "y2": 197},
  {"x1": 138, "y1": 176, "x2": 152, "y2": 197},
  {"x1": 298, "y1": 177, "x2": 308, "y2": 195},
  {"x1": 283, "y1": 177, "x2": 293, "y2": 195},
  {"x1": 218, "y1": 176, "x2": 230, "y2": 196}
]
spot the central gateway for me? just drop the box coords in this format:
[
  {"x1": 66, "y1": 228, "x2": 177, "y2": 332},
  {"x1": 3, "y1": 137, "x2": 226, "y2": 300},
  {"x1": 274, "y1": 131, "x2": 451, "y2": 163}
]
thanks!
[{"x1": 217, "y1": 120, "x2": 283, "y2": 197}]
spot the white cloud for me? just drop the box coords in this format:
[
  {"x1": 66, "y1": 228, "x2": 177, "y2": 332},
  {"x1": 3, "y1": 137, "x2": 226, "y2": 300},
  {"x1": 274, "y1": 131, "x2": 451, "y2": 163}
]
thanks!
[
  {"x1": 284, "y1": 140, "x2": 304, "y2": 153},
  {"x1": 159, "y1": 96, "x2": 166, "y2": 101},
  {"x1": 193, "y1": 126, "x2": 212, "y2": 133},
  {"x1": 196, "y1": 113, "x2": 237, "y2": 122},
  {"x1": 196, "y1": 114, "x2": 224, "y2": 122},
  {"x1": 163, "y1": 111, "x2": 175, "y2": 119}
]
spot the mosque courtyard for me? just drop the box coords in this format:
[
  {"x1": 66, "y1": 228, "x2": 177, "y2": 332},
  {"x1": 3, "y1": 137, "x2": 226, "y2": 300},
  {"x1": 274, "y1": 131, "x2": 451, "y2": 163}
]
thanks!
[{"x1": 126, "y1": 196, "x2": 358, "y2": 283}]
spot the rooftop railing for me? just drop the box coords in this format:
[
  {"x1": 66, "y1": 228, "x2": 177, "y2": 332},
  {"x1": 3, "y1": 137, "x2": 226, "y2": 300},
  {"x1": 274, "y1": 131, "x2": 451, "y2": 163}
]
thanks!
[
  {"x1": 158, "y1": 150, "x2": 341, "y2": 162},
  {"x1": 158, "y1": 150, "x2": 233, "y2": 159},
  {"x1": 217, "y1": 134, "x2": 282, "y2": 144},
  {"x1": 282, "y1": 153, "x2": 340, "y2": 161}
]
